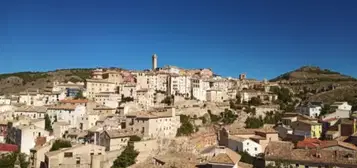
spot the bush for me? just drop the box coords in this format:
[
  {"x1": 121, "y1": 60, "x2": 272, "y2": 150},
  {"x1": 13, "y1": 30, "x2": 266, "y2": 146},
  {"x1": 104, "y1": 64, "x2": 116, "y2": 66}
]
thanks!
[
  {"x1": 111, "y1": 144, "x2": 139, "y2": 168},
  {"x1": 50, "y1": 140, "x2": 72, "y2": 151},
  {"x1": 176, "y1": 115, "x2": 195, "y2": 136},
  {"x1": 245, "y1": 116, "x2": 264, "y2": 128}
]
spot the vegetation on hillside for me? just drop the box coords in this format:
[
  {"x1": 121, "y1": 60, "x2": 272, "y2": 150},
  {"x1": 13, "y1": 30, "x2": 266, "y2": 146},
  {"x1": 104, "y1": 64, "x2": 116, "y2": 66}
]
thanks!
[
  {"x1": 176, "y1": 115, "x2": 195, "y2": 136},
  {"x1": 45, "y1": 114, "x2": 53, "y2": 132},
  {"x1": 50, "y1": 139, "x2": 72, "y2": 151},
  {"x1": 207, "y1": 109, "x2": 238, "y2": 125},
  {"x1": 0, "y1": 72, "x2": 50, "y2": 85},
  {"x1": 245, "y1": 111, "x2": 283, "y2": 128},
  {"x1": 0, "y1": 152, "x2": 29, "y2": 168},
  {"x1": 270, "y1": 66, "x2": 355, "y2": 82},
  {"x1": 111, "y1": 144, "x2": 139, "y2": 168}
]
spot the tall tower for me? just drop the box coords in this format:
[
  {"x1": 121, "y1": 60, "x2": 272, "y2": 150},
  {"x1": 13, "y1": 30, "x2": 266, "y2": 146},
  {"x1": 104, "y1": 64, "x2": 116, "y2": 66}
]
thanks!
[{"x1": 152, "y1": 53, "x2": 158, "y2": 70}]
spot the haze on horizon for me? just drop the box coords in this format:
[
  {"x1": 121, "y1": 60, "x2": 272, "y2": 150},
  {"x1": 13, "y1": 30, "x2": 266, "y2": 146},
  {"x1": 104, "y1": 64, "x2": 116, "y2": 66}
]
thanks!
[{"x1": 1, "y1": 0, "x2": 357, "y2": 79}]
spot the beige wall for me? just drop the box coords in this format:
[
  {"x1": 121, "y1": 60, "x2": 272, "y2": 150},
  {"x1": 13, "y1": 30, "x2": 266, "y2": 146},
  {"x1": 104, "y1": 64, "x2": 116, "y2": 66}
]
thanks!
[{"x1": 46, "y1": 144, "x2": 105, "y2": 168}]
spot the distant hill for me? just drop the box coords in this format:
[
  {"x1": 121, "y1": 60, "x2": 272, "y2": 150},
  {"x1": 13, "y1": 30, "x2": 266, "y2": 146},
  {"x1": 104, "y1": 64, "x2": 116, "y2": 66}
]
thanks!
[
  {"x1": 271, "y1": 66, "x2": 357, "y2": 107},
  {"x1": 0, "y1": 68, "x2": 95, "y2": 95},
  {"x1": 270, "y1": 66, "x2": 356, "y2": 82}
]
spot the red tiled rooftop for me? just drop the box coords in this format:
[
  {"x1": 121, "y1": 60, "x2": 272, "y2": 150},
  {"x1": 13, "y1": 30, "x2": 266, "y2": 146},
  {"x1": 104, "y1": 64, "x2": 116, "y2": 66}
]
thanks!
[
  {"x1": 296, "y1": 138, "x2": 322, "y2": 149},
  {"x1": 0, "y1": 144, "x2": 18, "y2": 152}
]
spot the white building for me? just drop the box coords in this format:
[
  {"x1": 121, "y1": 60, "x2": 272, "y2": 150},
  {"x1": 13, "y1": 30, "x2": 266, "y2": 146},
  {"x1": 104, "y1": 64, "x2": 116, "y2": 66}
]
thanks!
[
  {"x1": 99, "y1": 129, "x2": 134, "y2": 151},
  {"x1": 296, "y1": 105, "x2": 322, "y2": 118},
  {"x1": 126, "y1": 108, "x2": 180, "y2": 139},
  {"x1": 45, "y1": 144, "x2": 106, "y2": 168},
  {"x1": 77, "y1": 113, "x2": 100, "y2": 131},
  {"x1": 53, "y1": 121, "x2": 70, "y2": 138},
  {"x1": 7, "y1": 123, "x2": 49, "y2": 155},
  {"x1": 136, "y1": 88, "x2": 155, "y2": 109},
  {"x1": 206, "y1": 89, "x2": 224, "y2": 102},
  {"x1": 191, "y1": 78, "x2": 210, "y2": 101},
  {"x1": 168, "y1": 75, "x2": 191, "y2": 97},
  {"x1": 331, "y1": 102, "x2": 352, "y2": 111},
  {"x1": 18, "y1": 91, "x2": 45, "y2": 106},
  {"x1": 14, "y1": 106, "x2": 47, "y2": 120},
  {"x1": 118, "y1": 83, "x2": 137, "y2": 99},
  {"x1": 94, "y1": 92, "x2": 120, "y2": 108},
  {"x1": 228, "y1": 136, "x2": 262, "y2": 157},
  {"x1": 47, "y1": 104, "x2": 86, "y2": 128},
  {"x1": 0, "y1": 96, "x2": 11, "y2": 105},
  {"x1": 86, "y1": 79, "x2": 116, "y2": 100}
]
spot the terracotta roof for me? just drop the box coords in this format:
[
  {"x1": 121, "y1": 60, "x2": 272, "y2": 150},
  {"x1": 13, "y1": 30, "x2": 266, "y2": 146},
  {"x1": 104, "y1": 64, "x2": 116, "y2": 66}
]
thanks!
[
  {"x1": 47, "y1": 104, "x2": 76, "y2": 110},
  {"x1": 296, "y1": 138, "x2": 322, "y2": 149},
  {"x1": 227, "y1": 126, "x2": 277, "y2": 135},
  {"x1": 15, "y1": 106, "x2": 47, "y2": 113},
  {"x1": 59, "y1": 99, "x2": 88, "y2": 104},
  {"x1": 209, "y1": 148, "x2": 241, "y2": 165},
  {"x1": 320, "y1": 141, "x2": 357, "y2": 151},
  {"x1": 266, "y1": 141, "x2": 357, "y2": 166}
]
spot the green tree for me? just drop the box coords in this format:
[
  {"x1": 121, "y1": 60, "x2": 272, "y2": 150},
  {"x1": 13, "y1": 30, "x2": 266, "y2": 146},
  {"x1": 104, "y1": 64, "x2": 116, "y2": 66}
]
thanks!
[
  {"x1": 74, "y1": 90, "x2": 85, "y2": 100},
  {"x1": 129, "y1": 135, "x2": 141, "y2": 142},
  {"x1": 220, "y1": 109, "x2": 238, "y2": 124},
  {"x1": 111, "y1": 144, "x2": 139, "y2": 168},
  {"x1": 176, "y1": 115, "x2": 195, "y2": 136},
  {"x1": 245, "y1": 116, "x2": 264, "y2": 128},
  {"x1": 50, "y1": 139, "x2": 72, "y2": 151},
  {"x1": 238, "y1": 151, "x2": 254, "y2": 164},
  {"x1": 320, "y1": 104, "x2": 331, "y2": 116},
  {"x1": 44, "y1": 114, "x2": 53, "y2": 132},
  {"x1": 18, "y1": 153, "x2": 29, "y2": 168},
  {"x1": 248, "y1": 97, "x2": 262, "y2": 106},
  {"x1": 208, "y1": 110, "x2": 221, "y2": 123},
  {"x1": 0, "y1": 152, "x2": 17, "y2": 168}
]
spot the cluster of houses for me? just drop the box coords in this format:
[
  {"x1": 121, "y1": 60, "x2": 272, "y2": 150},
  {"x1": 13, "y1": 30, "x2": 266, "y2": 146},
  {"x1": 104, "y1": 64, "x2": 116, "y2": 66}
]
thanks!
[
  {"x1": 0, "y1": 54, "x2": 281, "y2": 168},
  {"x1": 3, "y1": 54, "x2": 356, "y2": 168}
]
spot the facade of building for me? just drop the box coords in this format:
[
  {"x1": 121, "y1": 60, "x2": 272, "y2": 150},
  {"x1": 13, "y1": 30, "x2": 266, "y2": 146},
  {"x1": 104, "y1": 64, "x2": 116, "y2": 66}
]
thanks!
[
  {"x1": 228, "y1": 136, "x2": 262, "y2": 157},
  {"x1": 14, "y1": 106, "x2": 47, "y2": 119},
  {"x1": 296, "y1": 104, "x2": 322, "y2": 118},
  {"x1": 47, "y1": 104, "x2": 86, "y2": 128},
  {"x1": 331, "y1": 102, "x2": 352, "y2": 111},
  {"x1": 99, "y1": 129, "x2": 134, "y2": 151},
  {"x1": 7, "y1": 123, "x2": 49, "y2": 155},
  {"x1": 86, "y1": 79, "x2": 116, "y2": 100},
  {"x1": 45, "y1": 144, "x2": 106, "y2": 168},
  {"x1": 126, "y1": 108, "x2": 180, "y2": 139},
  {"x1": 292, "y1": 120, "x2": 322, "y2": 138},
  {"x1": 206, "y1": 89, "x2": 224, "y2": 102},
  {"x1": 94, "y1": 92, "x2": 120, "y2": 108}
]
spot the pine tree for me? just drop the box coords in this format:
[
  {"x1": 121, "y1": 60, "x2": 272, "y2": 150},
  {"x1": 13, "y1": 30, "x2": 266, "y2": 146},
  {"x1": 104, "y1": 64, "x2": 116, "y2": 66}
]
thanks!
[
  {"x1": 44, "y1": 114, "x2": 53, "y2": 132},
  {"x1": 111, "y1": 144, "x2": 139, "y2": 168}
]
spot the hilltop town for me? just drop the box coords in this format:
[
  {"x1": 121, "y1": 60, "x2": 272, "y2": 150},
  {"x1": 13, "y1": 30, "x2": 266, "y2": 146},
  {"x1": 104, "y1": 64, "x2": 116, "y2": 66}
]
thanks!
[{"x1": 1, "y1": 54, "x2": 357, "y2": 168}]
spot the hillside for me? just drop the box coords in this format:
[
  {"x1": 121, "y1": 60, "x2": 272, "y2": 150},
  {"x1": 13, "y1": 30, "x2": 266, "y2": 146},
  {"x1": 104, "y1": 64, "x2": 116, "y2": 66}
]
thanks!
[
  {"x1": 271, "y1": 66, "x2": 357, "y2": 107},
  {"x1": 0, "y1": 68, "x2": 95, "y2": 95},
  {"x1": 270, "y1": 66, "x2": 356, "y2": 82}
]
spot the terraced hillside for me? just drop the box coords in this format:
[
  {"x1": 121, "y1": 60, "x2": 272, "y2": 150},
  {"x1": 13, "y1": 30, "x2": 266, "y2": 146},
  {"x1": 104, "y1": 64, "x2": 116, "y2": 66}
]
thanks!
[{"x1": 0, "y1": 68, "x2": 94, "y2": 95}]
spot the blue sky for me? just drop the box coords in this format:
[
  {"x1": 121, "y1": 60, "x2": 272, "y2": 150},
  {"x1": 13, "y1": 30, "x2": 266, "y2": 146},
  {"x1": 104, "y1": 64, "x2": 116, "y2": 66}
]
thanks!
[{"x1": 1, "y1": 0, "x2": 357, "y2": 79}]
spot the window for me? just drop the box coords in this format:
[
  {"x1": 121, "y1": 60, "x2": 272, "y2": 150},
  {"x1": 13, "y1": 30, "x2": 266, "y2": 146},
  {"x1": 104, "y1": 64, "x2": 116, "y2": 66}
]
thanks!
[
  {"x1": 76, "y1": 157, "x2": 80, "y2": 164},
  {"x1": 255, "y1": 147, "x2": 257, "y2": 151},
  {"x1": 64, "y1": 152, "x2": 73, "y2": 157}
]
